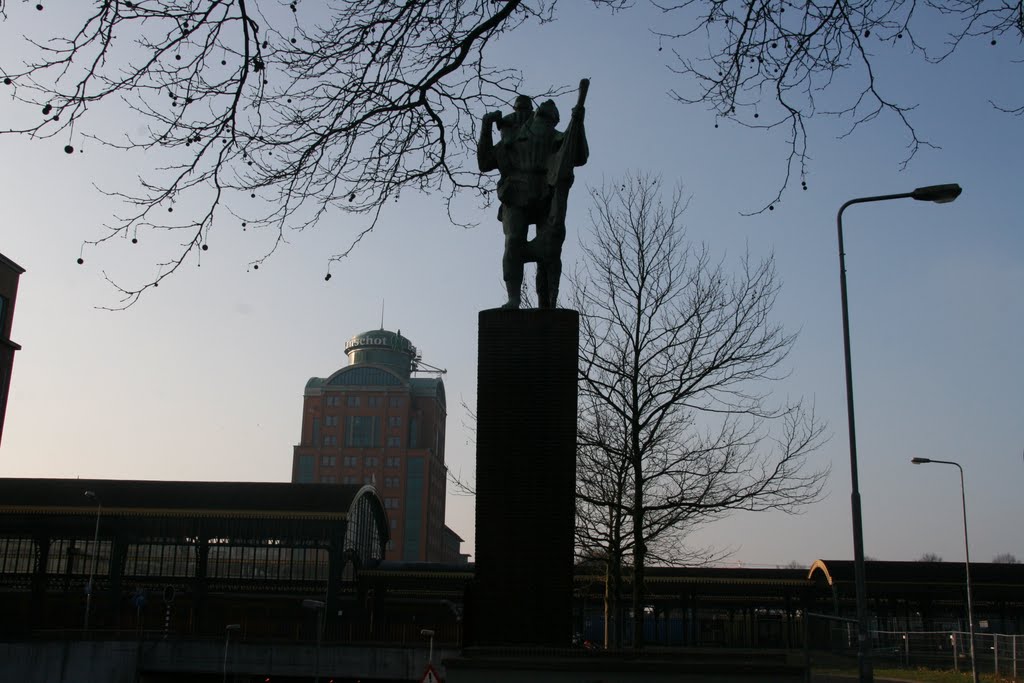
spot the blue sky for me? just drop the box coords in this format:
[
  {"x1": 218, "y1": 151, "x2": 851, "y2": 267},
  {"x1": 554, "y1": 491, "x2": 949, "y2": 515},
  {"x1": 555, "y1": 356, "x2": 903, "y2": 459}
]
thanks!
[{"x1": 1, "y1": 2, "x2": 1021, "y2": 566}]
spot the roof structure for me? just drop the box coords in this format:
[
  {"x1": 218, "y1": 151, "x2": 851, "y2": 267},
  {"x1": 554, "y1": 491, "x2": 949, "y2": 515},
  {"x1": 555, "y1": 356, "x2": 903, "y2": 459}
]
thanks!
[{"x1": 0, "y1": 478, "x2": 370, "y2": 517}]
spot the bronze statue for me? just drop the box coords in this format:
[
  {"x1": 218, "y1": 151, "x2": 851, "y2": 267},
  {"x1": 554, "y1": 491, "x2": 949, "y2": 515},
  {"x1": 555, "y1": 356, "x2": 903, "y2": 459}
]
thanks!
[{"x1": 478, "y1": 80, "x2": 590, "y2": 309}]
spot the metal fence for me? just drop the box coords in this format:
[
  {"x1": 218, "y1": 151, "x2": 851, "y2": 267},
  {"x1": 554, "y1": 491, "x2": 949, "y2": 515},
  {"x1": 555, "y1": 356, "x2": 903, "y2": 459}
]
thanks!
[
  {"x1": 871, "y1": 629, "x2": 1022, "y2": 679},
  {"x1": 809, "y1": 619, "x2": 1022, "y2": 680}
]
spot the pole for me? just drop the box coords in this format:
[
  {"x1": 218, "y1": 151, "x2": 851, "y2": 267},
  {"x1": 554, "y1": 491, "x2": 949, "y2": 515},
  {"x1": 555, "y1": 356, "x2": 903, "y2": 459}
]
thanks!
[
  {"x1": 222, "y1": 629, "x2": 231, "y2": 683},
  {"x1": 912, "y1": 458, "x2": 978, "y2": 683},
  {"x1": 223, "y1": 624, "x2": 240, "y2": 683},
  {"x1": 315, "y1": 605, "x2": 323, "y2": 683},
  {"x1": 954, "y1": 462, "x2": 980, "y2": 683},
  {"x1": 84, "y1": 496, "x2": 102, "y2": 631},
  {"x1": 834, "y1": 187, "x2": 960, "y2": 682},
  {"x1": 1013, "y1": 634, "x2": 1018, "y2": 679},
  {"x1": 420, "y1": 628, "x2": 435, "y2": 670},
  {"x1": 837, "y1": 196, "x2": 911, "y2": 683},
  {"x1": 303, "y1": 599, "x2": 326, "y2": 683}
]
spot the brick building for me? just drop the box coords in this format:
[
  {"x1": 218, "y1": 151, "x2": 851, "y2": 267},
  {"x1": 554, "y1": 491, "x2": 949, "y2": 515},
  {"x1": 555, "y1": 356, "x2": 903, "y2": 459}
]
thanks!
[
  {"x1": 0, "y1": 253, "x2": 24, "y2": 447},
  {"x1": 291, "y1": 329, "x2": 462, "y2": 563}
]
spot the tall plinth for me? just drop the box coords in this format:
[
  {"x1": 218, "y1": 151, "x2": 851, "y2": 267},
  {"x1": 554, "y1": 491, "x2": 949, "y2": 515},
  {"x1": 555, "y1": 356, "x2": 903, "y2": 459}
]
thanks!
[{"x1": 471, "y1": 308, "x2": 579, "y2": 647}]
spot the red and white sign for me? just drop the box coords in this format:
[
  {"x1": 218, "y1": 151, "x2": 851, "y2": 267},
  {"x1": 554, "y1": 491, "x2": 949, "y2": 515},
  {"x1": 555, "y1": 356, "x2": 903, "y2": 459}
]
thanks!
[{"x1": 420, "y1": 663, "x2": 441, "y2": 683}]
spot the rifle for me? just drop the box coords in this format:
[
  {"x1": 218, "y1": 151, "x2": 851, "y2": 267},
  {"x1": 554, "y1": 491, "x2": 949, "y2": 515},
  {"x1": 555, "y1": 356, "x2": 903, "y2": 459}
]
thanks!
[{"x1": 547, "y1": 78, "x2": 589, "y2": 187}]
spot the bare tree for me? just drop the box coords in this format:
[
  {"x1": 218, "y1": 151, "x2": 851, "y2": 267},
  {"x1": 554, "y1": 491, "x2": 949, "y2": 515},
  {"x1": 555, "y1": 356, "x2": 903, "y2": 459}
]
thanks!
[
  {"x1": 576, "y1": 397, "x2": 635, "y2": 648},
  {"x1": 1, "y1": 0, "x2": 1019, "y2": 299},
  {"x1": 572, "y1": 172, "x2": 828, "y2": 649},
  {"x1": 992, "y1": 553, "x2": 1019, "y2": 564},
  {"x1": 918, "y1": 552, "x2": 943, "y2": 562}
]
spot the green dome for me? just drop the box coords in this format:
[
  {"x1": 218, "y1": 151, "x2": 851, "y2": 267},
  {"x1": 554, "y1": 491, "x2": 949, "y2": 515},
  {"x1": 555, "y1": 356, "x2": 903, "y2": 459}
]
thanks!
[{"x1": 344, "y1": 329, "x2": 418, "y2": 379}]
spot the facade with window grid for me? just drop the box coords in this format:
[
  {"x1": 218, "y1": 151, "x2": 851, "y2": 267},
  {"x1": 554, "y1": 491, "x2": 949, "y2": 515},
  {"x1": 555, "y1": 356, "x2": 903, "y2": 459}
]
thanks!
[
  {"x1": 291, "y1": 329, "x2": 461, "y2": 563},
  {"x1": 0, "y1": 478, "x2": 387, "y2": 636}
]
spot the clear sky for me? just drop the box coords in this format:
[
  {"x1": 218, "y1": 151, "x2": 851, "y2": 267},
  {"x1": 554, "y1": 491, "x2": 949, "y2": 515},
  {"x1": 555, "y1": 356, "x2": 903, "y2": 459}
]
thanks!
[{"x1": 1, "y1": 2, "x2": 1021, "y2": 567}]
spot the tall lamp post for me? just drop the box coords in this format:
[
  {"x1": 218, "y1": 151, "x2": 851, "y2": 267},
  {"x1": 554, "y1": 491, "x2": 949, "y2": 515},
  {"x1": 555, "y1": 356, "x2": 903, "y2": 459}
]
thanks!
[
  {"x1": 83, "y1": 490, "x2": 102, "y2": 631},
  {"x1": 420, "y1": 628, "x2": 435, "y2": 666},
  {"x1": 911, "y1": 457, "x2": 979, "y2": 683},
  {"x1": 302, "y1": 598, "x2": 326, "y2": 683},
  {"x1": 836, "y1": 183, "x2": 962, "y2": 683},
  {"x1": 223, "y1": 623, "x2": 241, "y2": 683}
]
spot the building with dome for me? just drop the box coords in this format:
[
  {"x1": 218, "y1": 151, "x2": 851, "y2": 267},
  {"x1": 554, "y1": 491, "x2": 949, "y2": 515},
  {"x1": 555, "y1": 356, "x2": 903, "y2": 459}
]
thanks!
[{"x1": 291, "y1": 329, "x2": 463, "y2": 563}]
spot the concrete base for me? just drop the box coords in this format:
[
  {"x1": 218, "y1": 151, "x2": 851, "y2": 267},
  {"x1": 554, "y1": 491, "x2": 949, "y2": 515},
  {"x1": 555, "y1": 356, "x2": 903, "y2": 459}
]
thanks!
[{"x1": 445, "y1": 647, "x2": 807, "y2": 683}]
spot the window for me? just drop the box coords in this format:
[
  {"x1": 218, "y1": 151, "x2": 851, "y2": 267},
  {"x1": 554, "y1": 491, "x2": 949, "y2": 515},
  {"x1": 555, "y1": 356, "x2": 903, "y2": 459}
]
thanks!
[
  {"x1": 342, "y1": 476, "x2": 358, "y2": 484},
  {"x1": 322, "y1": 435, "x2": 337, "y2": 447},
  {"x1": 47, "y1": 539, "x2": 112, "y2": 576},
  {"x1": 0, "y1": 537, "x2": 36, "y2": 574},
  {"x1": 368, "y1": 396, "x2": 382, "y2": 408},
  {"x1": 363, "y1": 476, "x2": 374, "y2": 485},
  {"x1": 364, "y1": 456, "x2": 378, "y2": 467},
  {"x1": 325, "y1": 396, "x2": 341, "y2": 407},
  {"x1": 343, "y1": 455, "x2": 358, "y2": 467},
  {"x1": 345, "y1": 415, "x2": 379, "y2": 447},
  {"x1": 388, "y1": 416, "x2": 403, "y2": 428},
  {"x1": 390, "y1": 519, "x2": 398, "y2": 530},
  {"x1": 295, "y1": 455, "x2": 315, "y2": 483},
  {"x1": 384, "y1": 477, "x2": 400, "y2": 488},
  {"x1": 324, "y1": 415, "x2": 338, "y2": 427},
  {"x1": 124, "y1": 540, "x2": 195, "y2": 578},
  {"x1": 320, "y1": 455, "x2": 336, "y2": 467},
  {"x1": 385, "y1": 456, "x2": 401, "y2": 468},
  {"x1": 321, "y1": 475, "x2": 336, "y2": 483},
  {"x1": 384, "y1": 498, "x2": 400, "y2": 509},
  {"x1": 347, "y1": 396, "x2": 361, "y2": 408},
  {"x1": 402, "y1": 456, "x2": 424, "y2": 560},
  {"x1": 206, "y1": 544, "x2": 328, "y2": 582},
  {"x1": 409, "y1": 417, "x2": 420, "y2": 448},
  {"x1": 389, "y1": 396, "x2": 403, "y2": 408},
  {"x1": 387, "y1": 436, "x2": 401, "y2": 448}
]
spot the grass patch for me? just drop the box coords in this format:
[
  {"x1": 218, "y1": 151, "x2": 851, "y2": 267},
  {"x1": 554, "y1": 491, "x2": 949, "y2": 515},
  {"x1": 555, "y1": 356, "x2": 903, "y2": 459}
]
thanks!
[{"x1": 816, "y1": 667, "x2": 1018, "y2": 682}]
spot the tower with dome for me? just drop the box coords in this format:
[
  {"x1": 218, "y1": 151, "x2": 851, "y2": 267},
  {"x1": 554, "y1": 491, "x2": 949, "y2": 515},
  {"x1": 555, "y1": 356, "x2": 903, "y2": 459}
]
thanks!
[{"x1": 291, "y1": 328, "x2": 463, "y2": 563}]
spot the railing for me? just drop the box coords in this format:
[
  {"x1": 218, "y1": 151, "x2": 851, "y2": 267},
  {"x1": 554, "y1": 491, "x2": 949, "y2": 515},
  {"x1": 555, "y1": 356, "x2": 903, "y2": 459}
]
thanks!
[
  {"x1": 806, "y1": 620, "x2": 1022, "y2": 681},
  {"x1": 871, "y1": 630, "x2": 1021, "y2": 679}
]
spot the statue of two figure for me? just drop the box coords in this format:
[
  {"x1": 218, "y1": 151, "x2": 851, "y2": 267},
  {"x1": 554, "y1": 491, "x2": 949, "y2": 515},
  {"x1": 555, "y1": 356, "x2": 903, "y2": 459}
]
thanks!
[{"x1": 477, "y1": 80, "x2": 590, "y2": 310}]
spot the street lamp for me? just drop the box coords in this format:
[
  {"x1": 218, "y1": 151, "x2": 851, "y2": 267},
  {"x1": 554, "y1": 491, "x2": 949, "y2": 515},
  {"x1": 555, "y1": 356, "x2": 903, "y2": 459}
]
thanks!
[
  {"x1": 420, "y1": 628, "x2": 435, "y2": 665},
  {"x1": 303, "y1": 598, "x2": 326, "y2": 683},
  {"x1": 911, "y1": 457, "x2": 979, "y2": 683},
  {"x1": 836, "y1": 183, "x2": 962, "y2": 683},
  {"x1": 223, "y1": 623, "x2": 241, "y2": 683},
  {"x1": 83, "y1": 490, "x2": 102, "y2": 631}
]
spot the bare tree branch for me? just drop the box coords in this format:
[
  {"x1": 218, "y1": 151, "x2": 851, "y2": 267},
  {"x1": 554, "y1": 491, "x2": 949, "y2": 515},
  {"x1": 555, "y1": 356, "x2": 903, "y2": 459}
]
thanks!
[
  {"x1": 1, "y1": 0, "x2": 1018, "y2": 293},
  {"x1": 651, "y1": 0, "x2": 1011, "y2": 211},
  {"x1": 0, "y1": 0, "x2": 556, "y2": 305}
]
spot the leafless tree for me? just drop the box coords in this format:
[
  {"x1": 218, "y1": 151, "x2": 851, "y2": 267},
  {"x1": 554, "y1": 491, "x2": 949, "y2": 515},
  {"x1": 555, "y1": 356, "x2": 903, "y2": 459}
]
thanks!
[
  {"x1": 576, "y1": 397, "x2": 635, "y2": 648},
  {"x1": 572, "y1": 172, "x2": 828, "y2": 649},
  {"x1": 918, "y1": 552, "x2": 943, "y2": 562},
  {"x1": 992, "y1": 553, "x2": 1019, "y2": 564},
  {"x1": 1, "y1": 0, "x2": 1018, "y2": 300}
]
